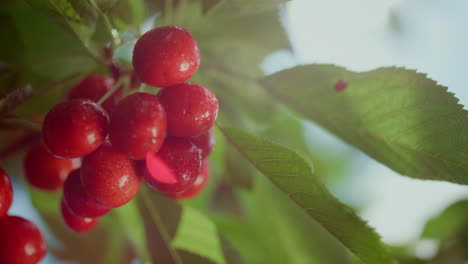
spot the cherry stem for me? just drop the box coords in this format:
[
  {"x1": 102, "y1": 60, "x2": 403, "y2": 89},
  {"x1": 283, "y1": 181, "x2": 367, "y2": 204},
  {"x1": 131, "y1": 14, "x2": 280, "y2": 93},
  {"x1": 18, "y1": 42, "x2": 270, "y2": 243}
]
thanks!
[
  {"x1": 203, "y1": 0, "x2": 227, "y2": 18},
  {"x1": 113, "y1": 208, "x2": 151, "y2": 263},
  {"x1": 120, "y1": 76, "x2": 132, "y2": 98},
  {"x1": 0, "y1": 117, "x2": 41, "y2": 132},
  {"x1": 88, "y1": 0, "x2": 120, "y2": 48},
  {"x1": 97, "y1": 77, "x2": 126, "y2": 105},
  {"x1": 103, "y1": 15, "x2": 120, "y2": 47},
  {"x1": 139, "y1": 83, "x2": 147, "y2": 93},
  {"x1": 0, "y1": 133, "x2": 38, "y2": 162},
  {"x1": 0, "y1": 85, "x2": 34, "y2": 117},
  {"x1": 140, "y1": 187, "x2": 184, "y2": 264}
]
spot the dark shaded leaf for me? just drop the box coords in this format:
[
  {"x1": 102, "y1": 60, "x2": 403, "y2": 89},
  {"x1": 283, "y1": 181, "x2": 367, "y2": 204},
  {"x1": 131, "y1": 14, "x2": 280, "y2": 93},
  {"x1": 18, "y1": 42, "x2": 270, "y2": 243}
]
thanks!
[{"x1": 25, "y1": 0, "x2": 100, "y2": 47}]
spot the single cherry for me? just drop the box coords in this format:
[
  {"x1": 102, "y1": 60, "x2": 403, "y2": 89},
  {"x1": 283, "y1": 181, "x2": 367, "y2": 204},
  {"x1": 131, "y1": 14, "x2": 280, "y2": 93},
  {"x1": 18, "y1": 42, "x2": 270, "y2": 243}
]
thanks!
[
  {"x1": 0, "y1": 169, "x2": 13, "y2": 218},
  {"x1": 63, "y1": 170, "x2": 110, "y2": 218},
  {"x1": 24, "y1": 144, "x2": 78, "y2": 191},
  {"x1": 0, "y1": 216, "x2": 47, "y2": 264},
  {"x1": 158, "y1": 82, "x2": 218, "y2": 137},
  {"x1": 60, "y1": 199, "x2": 99, "y2": 233},
  {"x1": 190, "y1": 129, "x2": 215, "y2": 159},
  {"x1": 132, "y1": 25, "x2": 200, "y2": 87},
  {"x1": 144, "y1": 137, "x2": 201, "y2": 193},
  {"x1": 109, "y1": 92, "x2": 167, "y2": 160},
  {"x1": 68, "y1": 74, "x2": 120, "y2": 113},
  {"x1": 166, "y1": 159, "x2": 210, "y2": 200},
  {"x1": 81, "y1": 143, "x2": 141, "y2": 208},
  {"x1": 42, "y1": 99, "x2": 109, "y2": 159}
]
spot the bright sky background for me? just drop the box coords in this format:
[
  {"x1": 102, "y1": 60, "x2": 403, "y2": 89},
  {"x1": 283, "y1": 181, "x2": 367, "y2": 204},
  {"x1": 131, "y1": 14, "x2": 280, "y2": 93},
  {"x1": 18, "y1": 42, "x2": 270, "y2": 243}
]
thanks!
[{"x1": 276, "y1": 0, "x2": 468, "y2": 246}]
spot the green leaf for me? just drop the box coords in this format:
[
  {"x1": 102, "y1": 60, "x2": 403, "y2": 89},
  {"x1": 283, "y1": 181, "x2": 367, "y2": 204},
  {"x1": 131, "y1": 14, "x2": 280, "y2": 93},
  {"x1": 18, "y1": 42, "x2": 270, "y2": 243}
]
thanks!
[
  {"x1": 203, "y1": 0, "x2": 289, "y2": 17},
  {"x1": 139, "y1": 188, "x2": 227, "y2": 263},
  {"x1": 225, "y1": 144, "x2": 255, "y2": 189},
  {"x1": 198, "y1": 68, "x2": 279, "y2": 128},
  {"x1": 25, "y1": 0, "x2": 104, "y2": 59},
  {"x1": 261, "y1": 106, "x2": 352, "y2": 182},
  {"x1": 261, "y1": 65, "x2": 468, "y2": 185},
  {"x1": 25, "y1": 0, "x2": 98, "y2": 35},
  {"x1": 172, "y1": 206, "x2": 226, "y2": 264},
  {"x1": 0, "y1": 2, "x2": 96, "y2": 106},
  {"x1": 194, "y1": 7, "x2": 290, "y2": 77},
  {"x1": 114, "y1": 199, "x2": 152, "y2": 263},
  {"x1": 212, "y1": 215, "x2": 262, "y2": 263},
  {"x1": 201, "y1": 0, "x2": 220, "y2": 13},
  {"x1": 89, "y1": 0, "x2": 120, "y2": 12},
  {"x1": 218, "y1": 126, "x2": 396, "y2": 264},
  {"x1": 108, "y1": 0, "x2": 145, "y2": 32},
  {"x1": 214, "y1": 175, "x2": 352, "y2": 264},
  {"x1": 250, "y1": 176, "x2": 352, "y2": 264},
  {"x1": 422, "y1": 200, "x2": 468, "y2": 241},
  {"x1": 138, "y1": 189, "x2": 184, "y2": 263}
]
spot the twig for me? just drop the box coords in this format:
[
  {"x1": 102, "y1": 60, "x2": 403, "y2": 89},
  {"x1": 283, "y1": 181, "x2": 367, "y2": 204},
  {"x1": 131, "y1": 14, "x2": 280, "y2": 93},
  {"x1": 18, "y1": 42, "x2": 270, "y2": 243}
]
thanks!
[
  {"x1": 140, "y1": 188, "x2": 184, "y2": 264},
  {"x1": 0, "y1": 118, "x2": 41, "y2": 132},
  {"x1": 97, "y1": 77, "x2": 126, "y2": 105}
]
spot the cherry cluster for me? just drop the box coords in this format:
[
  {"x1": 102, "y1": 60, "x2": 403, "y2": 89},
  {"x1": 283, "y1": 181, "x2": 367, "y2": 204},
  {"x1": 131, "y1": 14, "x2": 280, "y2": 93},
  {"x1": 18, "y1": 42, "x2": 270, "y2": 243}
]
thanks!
[
  {"x1": 0, "y1": 168, "x2": 47, "y2": 264},
  {"x1": 22, "y1": 25, "x2": 218, "y2": 235}
]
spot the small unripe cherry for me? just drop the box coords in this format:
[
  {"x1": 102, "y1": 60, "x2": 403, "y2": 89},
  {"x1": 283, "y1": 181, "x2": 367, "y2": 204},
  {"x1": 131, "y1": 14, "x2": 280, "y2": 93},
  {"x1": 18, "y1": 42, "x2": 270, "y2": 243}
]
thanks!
[
  {"x1": 42, "y1": 99, "x2": 109, "y2": 159},
  {"x1": 63, "y1": 170, "x2": 110, "y2": 218},
  {"x1": 81, "y1": 143, "x2": 141, "y2": 208},
  {"x1": 109, "y1": 92, "x2": 167, "y2": 160},
  {"x1": 166, "y1": 159, "x2": 210, "y2": 200},
  {"x1": 68, "y1": 74, "x2": 120, "y2": 113},
  {"x1": 144, "y1": 137, "x2": 201, "y2": 193},
  {"x1": 0, "y1": 216, "x2": 47, "y2": 264},
  {"x1": 158, "y1": 82, "x2": 218, "y2": 137},
  {"x1": 24, "y1": 144, "x2": 78, "y2": 191},
  {"x1": 60, "y1": 199, "x2": 99, "y2": 233},
  {"x1": 0, "y1": 169, "x2": 13, "y2": 218},
  {"x1": 132, "y1": 25, "x2": 200, "y2": 87},
  {"x1": 190, "y1": 129, "x2": 215, "y2": 159}
]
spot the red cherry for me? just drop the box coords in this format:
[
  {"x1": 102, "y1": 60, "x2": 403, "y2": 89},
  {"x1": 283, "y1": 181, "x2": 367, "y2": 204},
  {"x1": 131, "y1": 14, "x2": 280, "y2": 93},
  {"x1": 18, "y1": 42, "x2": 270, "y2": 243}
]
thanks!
[
  {"x1": 23, "y1": 144, "x2": 78, "y2": 191},
  {"x1": 166, "y1": 159, "x2": 210, "y2": 200},
  {"x1": 158, "y1": 82, "x2": 218, "y2": 137},
  {"x1": 0, "y1": 169, "x2": 13, "y2": 218},
  {"x1": 43, "y1": 99, "x2": 109, "y2": 159},
  {"x1": 109, "y1": 92, "x2": 167, "y2": 160},
  {"x1": 68, "y1": 74, "x2": 120, "y2": 113},
  {"x1": 190, "y1": 129, "x2": 215, "y2": 159},
  {"x1": 60, "y1": 199, "x2": 99, "y2": 233},
  {"x1": 81, "y1": 143, "x2": 141, "y2": 208},
  {"x1": 132, "y1": 25, "x2": 200, "y2": 87},
  {"x1": 63, "y1": 170, "x2": 110, "y2": 218},
  {"x1": 0, "y1": 216, "x2": 47, "y2": 264},
  {"x1": 144, "y1": 137, "x2": 201, "y2": 193}
]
